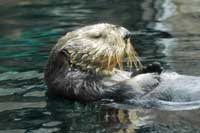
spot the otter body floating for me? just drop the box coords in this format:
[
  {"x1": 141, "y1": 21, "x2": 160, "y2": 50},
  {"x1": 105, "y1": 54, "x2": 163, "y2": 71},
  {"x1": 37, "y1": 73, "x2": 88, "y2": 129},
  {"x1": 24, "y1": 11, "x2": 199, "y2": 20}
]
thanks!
[{"x1": 44, "y1": 23, "x2": 200, "y2": 110}]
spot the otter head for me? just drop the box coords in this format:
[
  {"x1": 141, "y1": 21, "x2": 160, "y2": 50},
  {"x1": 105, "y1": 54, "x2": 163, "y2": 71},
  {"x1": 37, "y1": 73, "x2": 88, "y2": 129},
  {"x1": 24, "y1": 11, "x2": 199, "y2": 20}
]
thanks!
[{"x1": 48, "y1": 23, "x2": 142, "y2": 76}]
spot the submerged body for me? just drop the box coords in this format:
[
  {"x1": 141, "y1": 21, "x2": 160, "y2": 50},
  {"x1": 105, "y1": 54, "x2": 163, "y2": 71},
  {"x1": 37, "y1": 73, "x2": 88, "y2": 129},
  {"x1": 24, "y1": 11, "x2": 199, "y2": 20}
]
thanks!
[{"x1": 44, "y1": 23, "x2": 200, "y2": 108}]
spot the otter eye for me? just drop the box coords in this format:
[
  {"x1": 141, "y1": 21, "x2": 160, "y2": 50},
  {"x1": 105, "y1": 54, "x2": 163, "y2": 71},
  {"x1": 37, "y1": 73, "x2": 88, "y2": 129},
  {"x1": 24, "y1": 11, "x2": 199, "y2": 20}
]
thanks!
[{"x1": 88, "y1": 32, "x2": 102, "y2": 39}]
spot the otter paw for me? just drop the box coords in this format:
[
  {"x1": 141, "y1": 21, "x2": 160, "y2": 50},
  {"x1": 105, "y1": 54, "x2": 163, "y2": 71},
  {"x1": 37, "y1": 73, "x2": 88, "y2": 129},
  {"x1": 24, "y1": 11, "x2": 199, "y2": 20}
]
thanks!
[
  {"x1": 142, "y1": 62, "x2": 163, "y2": 74},
  {"x1": 131, "y1": 62, "x2": 163, "y2": 77}
]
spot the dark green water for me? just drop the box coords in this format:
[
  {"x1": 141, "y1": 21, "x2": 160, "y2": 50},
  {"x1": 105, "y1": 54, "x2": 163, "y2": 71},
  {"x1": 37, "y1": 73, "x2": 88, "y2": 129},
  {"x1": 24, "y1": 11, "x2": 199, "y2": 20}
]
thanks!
[{"x1": 0, "y1": 0, "x2": 200, "y2": 132}]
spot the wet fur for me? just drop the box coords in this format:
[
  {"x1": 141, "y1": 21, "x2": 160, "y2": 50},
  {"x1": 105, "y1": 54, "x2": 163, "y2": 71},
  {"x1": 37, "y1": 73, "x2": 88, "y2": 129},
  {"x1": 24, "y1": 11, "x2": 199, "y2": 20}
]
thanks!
[{"x1": 44, "y1": 23, "x2": 160, "y2": 101}]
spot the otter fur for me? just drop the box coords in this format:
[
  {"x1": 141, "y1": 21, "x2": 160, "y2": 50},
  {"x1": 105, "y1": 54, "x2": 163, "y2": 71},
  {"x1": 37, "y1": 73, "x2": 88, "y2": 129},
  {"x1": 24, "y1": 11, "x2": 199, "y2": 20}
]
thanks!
[{"x1": 44, "y1": 23, "x2": 162, "y2": 101}]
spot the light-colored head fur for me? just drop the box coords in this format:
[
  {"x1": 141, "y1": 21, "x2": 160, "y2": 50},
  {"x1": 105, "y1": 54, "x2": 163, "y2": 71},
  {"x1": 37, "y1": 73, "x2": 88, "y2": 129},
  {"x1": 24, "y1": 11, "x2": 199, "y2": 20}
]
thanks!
[{"x1": 54, "y1": 23, "x2": 142, "y2": 75}]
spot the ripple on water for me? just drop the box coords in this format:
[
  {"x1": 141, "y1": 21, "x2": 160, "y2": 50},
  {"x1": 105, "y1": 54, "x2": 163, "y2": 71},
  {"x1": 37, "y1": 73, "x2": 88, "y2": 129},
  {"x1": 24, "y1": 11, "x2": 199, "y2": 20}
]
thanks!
[
  {"x1": 0, "y1": 102, "x2": 46, "y2": 112},
  {"x1": 0, "y1": 71, "x2": 43, "y2": 81}
]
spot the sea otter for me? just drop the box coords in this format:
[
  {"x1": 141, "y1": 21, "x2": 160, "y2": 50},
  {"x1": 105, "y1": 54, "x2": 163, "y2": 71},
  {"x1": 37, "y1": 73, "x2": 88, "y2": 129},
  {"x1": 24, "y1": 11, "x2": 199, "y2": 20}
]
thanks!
[{"x1": 44, "y1": 23, "x2": 163, "y2": 102}]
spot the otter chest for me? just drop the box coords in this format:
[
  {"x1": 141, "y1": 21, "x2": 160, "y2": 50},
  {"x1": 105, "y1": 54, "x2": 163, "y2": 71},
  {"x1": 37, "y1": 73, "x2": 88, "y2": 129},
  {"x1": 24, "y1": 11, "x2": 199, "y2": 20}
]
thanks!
[{"x1": 101, "y1": 69, "x2": 131, "y2": 87}]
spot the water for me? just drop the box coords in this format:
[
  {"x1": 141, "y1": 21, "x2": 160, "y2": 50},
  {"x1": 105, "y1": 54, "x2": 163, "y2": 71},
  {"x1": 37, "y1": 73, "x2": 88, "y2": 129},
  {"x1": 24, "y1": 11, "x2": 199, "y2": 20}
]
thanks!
[{"x1": 0, "y1": 0, "x2": 200, "y2": 132}]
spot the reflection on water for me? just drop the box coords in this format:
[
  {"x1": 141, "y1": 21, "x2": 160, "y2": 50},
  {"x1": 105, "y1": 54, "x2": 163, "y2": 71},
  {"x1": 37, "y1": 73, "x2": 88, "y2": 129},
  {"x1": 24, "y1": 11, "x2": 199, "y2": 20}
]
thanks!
[
  {"x1": 152, "y1": 0, "x2": 200, "y2": 75},
  {"x1": 0, "y1": 0, "x2": 200, "y2": 132}
]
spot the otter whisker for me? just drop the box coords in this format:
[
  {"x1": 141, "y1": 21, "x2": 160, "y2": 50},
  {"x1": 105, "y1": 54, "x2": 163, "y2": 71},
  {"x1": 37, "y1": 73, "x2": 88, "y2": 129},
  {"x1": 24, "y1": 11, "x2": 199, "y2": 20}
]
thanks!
[
  {"x1": 107, "y1": 53, "x2": 113, "y2": 70},
  {"x1": 126, "y1": 38, "x2": 143, "y2": 70}
]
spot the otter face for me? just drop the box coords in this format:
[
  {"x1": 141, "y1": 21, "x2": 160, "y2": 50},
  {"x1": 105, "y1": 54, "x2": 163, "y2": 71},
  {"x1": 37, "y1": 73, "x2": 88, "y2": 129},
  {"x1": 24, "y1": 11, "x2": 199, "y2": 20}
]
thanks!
[{"x1": 55, "y1": 23, "x2": 142, "y2": 74}]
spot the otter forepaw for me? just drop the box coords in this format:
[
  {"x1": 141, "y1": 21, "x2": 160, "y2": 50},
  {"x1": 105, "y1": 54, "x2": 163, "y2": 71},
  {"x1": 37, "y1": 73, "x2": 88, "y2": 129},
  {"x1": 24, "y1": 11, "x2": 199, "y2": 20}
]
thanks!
[
  {"x1": 142, "y1": 62, "x2": 163, "y2": 74},
  {"x1": 131, "y1": 62, "x2": 163, "y2": 77}
]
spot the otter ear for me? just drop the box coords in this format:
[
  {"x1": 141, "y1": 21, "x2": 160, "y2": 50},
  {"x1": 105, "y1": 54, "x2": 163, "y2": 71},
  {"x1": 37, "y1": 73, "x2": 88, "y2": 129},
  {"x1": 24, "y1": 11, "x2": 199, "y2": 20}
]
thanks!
[
  {"x1": 60, "y1": 49, "x2": 70, "y2": 56},
  {"x1": 59, "y1": 49, "x2": 71, "y2": 63}
]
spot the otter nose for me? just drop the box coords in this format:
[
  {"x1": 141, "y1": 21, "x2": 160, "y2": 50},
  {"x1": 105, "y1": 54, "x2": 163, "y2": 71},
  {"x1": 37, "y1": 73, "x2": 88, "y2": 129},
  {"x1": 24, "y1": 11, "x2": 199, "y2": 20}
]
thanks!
[
  {"x1": 120, "y1": 27, "x2": 131, "y2": 40},
  {"x1": 123, "y1": 32, "x2": 131, "y2": 40}
]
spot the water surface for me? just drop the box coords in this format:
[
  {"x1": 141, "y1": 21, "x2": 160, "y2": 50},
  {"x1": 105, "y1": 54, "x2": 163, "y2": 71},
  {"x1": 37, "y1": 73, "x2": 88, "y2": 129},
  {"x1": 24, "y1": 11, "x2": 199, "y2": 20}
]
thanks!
[{"x1": 0, "y1": 0, "x2": 200, "y2": 132}]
